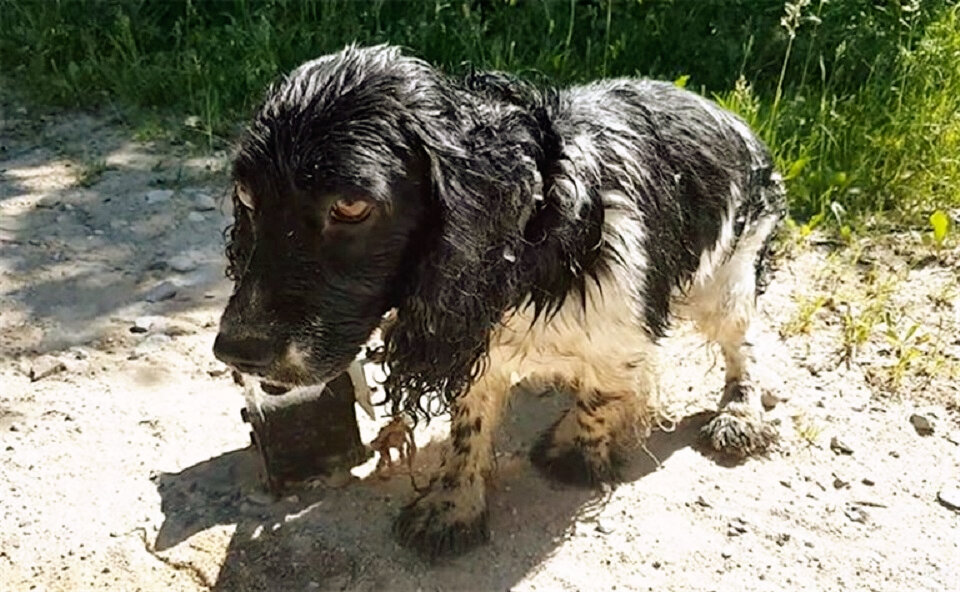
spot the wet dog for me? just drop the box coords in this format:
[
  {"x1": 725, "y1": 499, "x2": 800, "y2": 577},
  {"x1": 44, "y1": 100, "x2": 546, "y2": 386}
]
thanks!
[{"x1": 214, "y1": 44, "x2": 785, "y2": 558}]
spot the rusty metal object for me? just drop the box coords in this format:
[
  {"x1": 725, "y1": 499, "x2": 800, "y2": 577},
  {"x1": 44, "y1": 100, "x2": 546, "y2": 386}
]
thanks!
[{"x1": 241, "y1": 370, "x2": 371, "y2": 494}]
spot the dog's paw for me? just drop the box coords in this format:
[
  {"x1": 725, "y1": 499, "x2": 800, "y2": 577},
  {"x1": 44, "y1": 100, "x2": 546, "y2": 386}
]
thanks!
[
  {"x1": 392, "y1": 484, "x2": 489, "y2": 559},
  {"x1": 530, "y1": 430, "x2": 624, "y2": 487},
  {"x1": 700, "y1": 406, "x2": 778, "y2": 458}
]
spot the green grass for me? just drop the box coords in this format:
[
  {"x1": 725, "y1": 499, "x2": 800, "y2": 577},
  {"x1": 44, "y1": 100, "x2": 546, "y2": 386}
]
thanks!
[{"x1": 2, "y1": 0, "x2": 958, "y2": 225}]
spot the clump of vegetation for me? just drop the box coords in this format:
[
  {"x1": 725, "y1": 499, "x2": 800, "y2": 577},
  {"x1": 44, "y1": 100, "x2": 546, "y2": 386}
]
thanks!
[{"x1": 1, "y1": 0, "x2": 957, "y2": 226}]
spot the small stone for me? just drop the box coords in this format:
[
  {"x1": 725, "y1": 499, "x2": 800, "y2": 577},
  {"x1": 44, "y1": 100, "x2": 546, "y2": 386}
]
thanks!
[
  {"x1": 937, "y1": 486, "x2": 960, "y2": 512},
  {"x1": 727, "y1": 517, "x2": 748, "y2": 536},
  {"x1": 283, "y1": 494, "x2": 300, "y2": 504},
  {"x1": 144, "y1": 281, "x2": 177, "y2": 303},
  {"x1": 844, "y1": 504, "x2": 869, "y2": 524},
  {"x1": 946, "y1": 430, "x2": 960, "y2": 446},
  {"x1": 830, "y1": 436, "x2": 854, "y2": 455},
  {"x1": 776, "y1": 533, "x2": 791, "y2": 546},
  {"x1": 909, "y1": 414, "x2": 934, "y2": 436},
  {"x1": 145, "y1": 189, "x2": 173, "y2": 204},
  {"x1": 862, "y1": 477, "x2": 875, "y2": 487},
  {"x1": 595, "y1": 521, "x2": 615, "y2": 535},
  {"x1": 193, "y1": 193, "x2": 217, "y2": 211},
  {"x1": 168, "y1": 254, "x2": 197, "y2": 273},
  {"x1": 720, "y1": 547, "x2": 733, "y2": 559},
  {"x1": 695, "y1": 495, "x2": 712, "y2": 508},
  {"x1": 30, "y1": 355, "x2": 66, "y2": 382},
  {"x1": 832, "y1": 474, "x2": 850, "y2": 489},
  {"x1": 131, "y1": 317, "x2": 155, "y2": 334},
  {"x1": 187, "y1": 211, "x2": 205, "y2": 223}
]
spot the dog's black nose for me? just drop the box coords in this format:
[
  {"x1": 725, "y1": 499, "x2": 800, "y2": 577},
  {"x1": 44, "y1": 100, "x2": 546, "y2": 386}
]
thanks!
[{"x1": 213, "y1": 333, "x2": 276, "y2": 373}]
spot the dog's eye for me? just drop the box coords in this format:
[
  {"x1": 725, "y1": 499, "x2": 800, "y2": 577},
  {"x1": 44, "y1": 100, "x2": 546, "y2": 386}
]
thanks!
[
  {"x1": 235, "y1": 183, "x2": 255, "y2": 211},
  {"x1": 330, "y1": 198, "x2": 373, "y2": 223}
]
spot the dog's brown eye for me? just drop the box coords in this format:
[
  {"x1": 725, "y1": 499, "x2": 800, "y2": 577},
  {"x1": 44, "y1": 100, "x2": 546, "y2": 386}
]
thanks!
[
  {"x1": 330, "y1": 198, "x2": 373, "y2": 223},
  {"x1": 235, "y1": 183, "x2": 255, "y2": 211}
]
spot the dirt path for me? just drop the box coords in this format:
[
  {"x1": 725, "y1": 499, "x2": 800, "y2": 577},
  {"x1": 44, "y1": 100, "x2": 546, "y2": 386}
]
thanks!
[{"x1": 2, "y1": 106, "x2": 958, "y2": 592}]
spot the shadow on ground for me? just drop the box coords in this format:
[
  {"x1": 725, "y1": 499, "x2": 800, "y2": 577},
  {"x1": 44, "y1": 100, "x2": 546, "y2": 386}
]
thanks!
[{"x1": 154, "y1": 387, "x2": 714, "y2": 591}]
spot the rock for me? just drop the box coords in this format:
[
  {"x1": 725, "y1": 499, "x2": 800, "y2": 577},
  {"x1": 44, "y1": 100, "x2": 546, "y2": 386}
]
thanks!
[
  {"x1": 862, "y1": 477, "x2": 875, "y2": 486},
  {"x1": 844, "y1": 504, "x2": 869, "y2": 524},
  {"x1": 695, "y1": 495, "x2": 712, "y2": 508},
  {"x1": 727, "y1": 517, "x2": 748, "y2": 536},
  {"x1": 909, "y1": 413, "x2": 934, "y2": 436},
  {"x1": 832, "y1": 474, "x2": 850, "y2": 489},
  {"x1": 937, "y1": 486, "x2": 960, "y2": 512},
  {"x1": 776, "y1": 533, "x2": 791, "y2": 546},
  {"x1": 144, "y1": 281, "x2": 177, "y2": 303},
  {"x1": 187, "y1": 211, "x2": 205, "y2": 223},
  {"x1": 595, "y1": 520, "x2": 615, "y2": 535},
  {"x1": 720, "y1": 547, "x2": 733, "y2": 559},
  {"x1": 30, "y1": 355, "x2": 66, "y2": 382},
  {"x1": 145, "y1": 189, "x2": 174, "y2": 204},
  {"x1": 168, "y1": 254, "x2": 197, "y2": 273},
  {"x1": 946, "y1": 430, "x2": 960, "y2": 446},
  {"x1": 830, "y1": 436, "x2": 854, "y2": 455},
  {"x1": 193, "y1": 192, "x2": 217, "y2": 211},
  {"x1": 131, "y1": 316, "x2": 156, "y2": 334}
]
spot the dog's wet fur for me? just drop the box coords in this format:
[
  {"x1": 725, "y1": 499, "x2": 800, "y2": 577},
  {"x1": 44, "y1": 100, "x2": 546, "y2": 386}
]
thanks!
[{"x1": 214, "y1": 44, "x2": 786, "y2": 559}]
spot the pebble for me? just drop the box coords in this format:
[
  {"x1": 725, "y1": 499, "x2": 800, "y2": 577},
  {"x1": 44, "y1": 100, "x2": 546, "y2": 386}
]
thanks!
[
  {"x1": 193, "y1": 192, "x2": 217, "y2": 211},
  {"x1": 30, "y1": 355, "x2": 66, "y2": 382},
  {"x1": 947, "y1": 430, "x2": 960, "y2": 446},
  {"x1": 830, "y1": 436, "x2": 854, "y2": 455},
  {"x1": 187, "y1": 211, "x2": 205, "y2": 223},
  {"x1": 720, "y1": 547, "x2": 733, "y2": 559},
  {"x1": 168, "y1": 254, "x2": 198, "y2": 273},
  {"x1": 595, "y1": 520, "x2": 615, "y2": 535},
  {"x1": 131, "y1": 316, "x2": 156, "y2": 334},
  {"x1": 937, "y1": 486, "x2": 960, "y2": 512},
  {"x1": 727, "y1": 517, "x2": 748, "y2": 536},
  {"x1": 832, "y1": 474, "x2": 850, "y2": 489},
  {"x1": 909, "y1": 413, "x2": 934, "y2": 436},
  {"x1": 145, "y1": 189, "x2": 173, "y2": 204},
  {"x1": 776, "y1": 533, "x2": 791, "y2": 546},
  {"x1": 694, "y1": 495, "x2": 712, "y2": 508},
  {"x1": 844, "y1": 504, "x2": 869, "y2": 524},
  {"x1": 144, "y1": 281, "x2": 177, "y2": 303}
]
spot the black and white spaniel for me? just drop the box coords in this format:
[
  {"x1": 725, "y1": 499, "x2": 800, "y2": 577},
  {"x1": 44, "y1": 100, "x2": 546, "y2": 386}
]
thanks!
[{"x1": 214, "y1": 44, "x2": 786, "y2": 558}]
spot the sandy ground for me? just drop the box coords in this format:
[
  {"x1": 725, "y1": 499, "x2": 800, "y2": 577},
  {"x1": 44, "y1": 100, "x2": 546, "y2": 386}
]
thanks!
[{"x1": 2, "y1": 104, "x2": 959, "y2": 592}]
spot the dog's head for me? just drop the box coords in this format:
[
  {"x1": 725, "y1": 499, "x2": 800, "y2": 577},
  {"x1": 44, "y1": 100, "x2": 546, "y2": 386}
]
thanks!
[{"x1": 214, "y1": 45, "x2": 547, "y2": 415}]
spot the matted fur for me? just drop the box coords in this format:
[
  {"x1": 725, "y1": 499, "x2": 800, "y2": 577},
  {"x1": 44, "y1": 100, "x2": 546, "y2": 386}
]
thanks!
[{"x1": 215, "y1": 44, "x2": 786, "y2": 559}]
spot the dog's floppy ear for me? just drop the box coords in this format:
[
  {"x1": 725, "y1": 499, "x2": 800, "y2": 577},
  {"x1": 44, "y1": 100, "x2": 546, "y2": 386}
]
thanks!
[{"x1": 382, "y1": 99, "x2": 545, "y2": 420}]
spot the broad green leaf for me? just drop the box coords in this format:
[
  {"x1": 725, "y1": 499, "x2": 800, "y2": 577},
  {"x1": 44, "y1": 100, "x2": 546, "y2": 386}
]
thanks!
[
  {"x1": 930, "y1": 210, "x2": 950, "y2": 245},
  {"x1": 785, "y1": 157, "x2": 810, "y2": 180}
]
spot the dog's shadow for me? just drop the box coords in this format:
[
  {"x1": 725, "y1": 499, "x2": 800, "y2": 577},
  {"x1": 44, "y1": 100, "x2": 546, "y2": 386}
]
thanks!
[{"x1": 153, "y1": 390, "x2": 713, "y2": 591}]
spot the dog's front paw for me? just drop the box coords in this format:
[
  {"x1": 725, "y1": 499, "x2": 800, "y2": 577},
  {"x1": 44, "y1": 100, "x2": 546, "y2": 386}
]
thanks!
[
  {"x1": 530, "y1": 429, "x2": 625, "y2": 487},
  {"x1": 700, "y1": 404, "x2": 778, "y2": 457},
  {"x1": 393, "y1": 482, "x2": 489, "y2": 559}
]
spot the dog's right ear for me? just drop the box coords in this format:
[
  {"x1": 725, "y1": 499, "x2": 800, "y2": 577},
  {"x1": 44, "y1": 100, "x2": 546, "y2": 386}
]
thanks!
[{"x1": 382, "y1": 97, "x2": 544, "y2": 420}]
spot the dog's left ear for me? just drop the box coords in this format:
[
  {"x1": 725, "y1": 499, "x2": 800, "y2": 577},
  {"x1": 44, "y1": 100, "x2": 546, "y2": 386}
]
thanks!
[{"x1": 382, "y1": 104, "x2": 544, "y2": 418}]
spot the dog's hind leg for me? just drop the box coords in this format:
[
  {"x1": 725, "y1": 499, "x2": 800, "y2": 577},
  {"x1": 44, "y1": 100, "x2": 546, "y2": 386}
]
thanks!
[
  {"x1": 393, "y1": 370, "x2": 510, "y2": 559},
  {"x1": 529, "y1": 352, "x2": 658, "y2": 487},
  {"x1": 693, "y1": 214, "x2": 781, "y2": 457}
]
